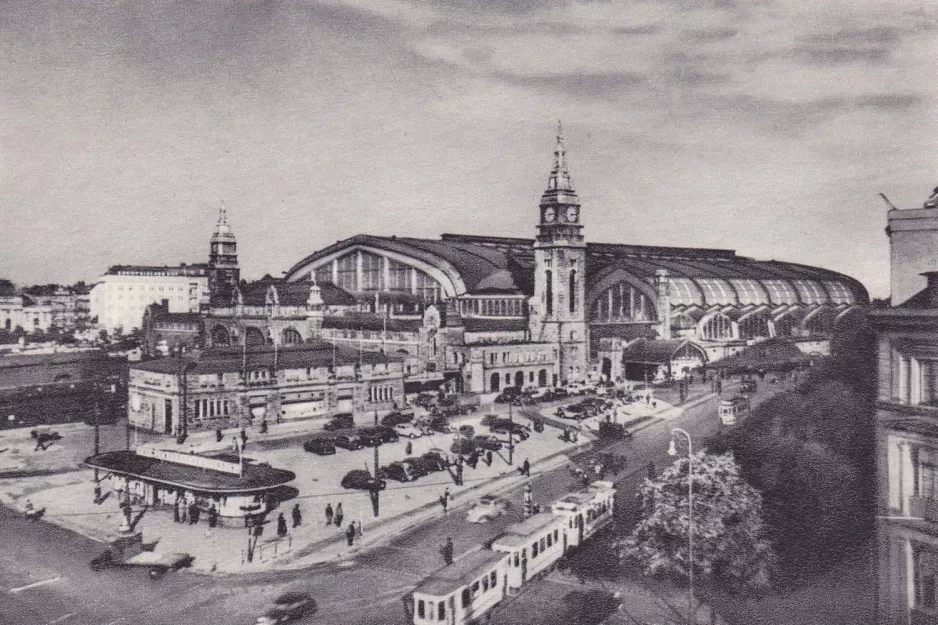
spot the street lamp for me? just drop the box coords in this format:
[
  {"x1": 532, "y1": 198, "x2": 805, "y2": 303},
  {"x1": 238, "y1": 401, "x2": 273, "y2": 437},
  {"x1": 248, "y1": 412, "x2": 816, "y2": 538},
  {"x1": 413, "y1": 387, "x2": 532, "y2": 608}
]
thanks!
[{"x1": 668, "y1": 427, "x2": 694, "y2": 625}]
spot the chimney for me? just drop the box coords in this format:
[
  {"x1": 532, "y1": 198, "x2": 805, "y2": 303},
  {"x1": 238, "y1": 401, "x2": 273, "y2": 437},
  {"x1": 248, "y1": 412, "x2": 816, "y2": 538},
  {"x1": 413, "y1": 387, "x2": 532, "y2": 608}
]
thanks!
[
  {"x1": 654, "y1": 269, "x2": 671, "y2": 339},
  {"x1": 887, "y1": 187, "x2": 938, "y2": 306}
]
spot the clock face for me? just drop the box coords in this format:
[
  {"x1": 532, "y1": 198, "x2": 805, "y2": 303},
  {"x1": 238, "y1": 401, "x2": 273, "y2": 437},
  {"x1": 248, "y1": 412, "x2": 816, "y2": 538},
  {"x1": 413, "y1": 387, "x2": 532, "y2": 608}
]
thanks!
[
  {"x1": 566, "y1": 206, "x2": 579, "y2": 222},
  {"x1": 543, "y1": 207, "x2": 556, "y2": 222}
]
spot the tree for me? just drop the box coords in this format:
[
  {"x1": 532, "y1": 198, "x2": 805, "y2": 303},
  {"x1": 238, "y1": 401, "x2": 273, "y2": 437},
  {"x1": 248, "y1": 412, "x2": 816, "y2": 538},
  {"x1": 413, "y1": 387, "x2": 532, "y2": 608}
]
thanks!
[{"x1": 620, "y1": 451, "x2": 775, "y2": 589}]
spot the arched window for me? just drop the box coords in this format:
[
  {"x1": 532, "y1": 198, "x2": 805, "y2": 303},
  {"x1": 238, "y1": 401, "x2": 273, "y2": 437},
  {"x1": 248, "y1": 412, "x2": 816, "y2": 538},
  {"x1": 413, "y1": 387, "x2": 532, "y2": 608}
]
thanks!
[
  {"x1": 569, "y1": 270, "x2": 577, "y2": 313},
  {"x1": 281, "y1": 327, "x2": 303, "y2": 345},
  {"x1": 211, "y1": 326, "x2": 231, "y2": 346},
  {"x1": 545, "y1": 271, "x2": 553, "y2": 316}
]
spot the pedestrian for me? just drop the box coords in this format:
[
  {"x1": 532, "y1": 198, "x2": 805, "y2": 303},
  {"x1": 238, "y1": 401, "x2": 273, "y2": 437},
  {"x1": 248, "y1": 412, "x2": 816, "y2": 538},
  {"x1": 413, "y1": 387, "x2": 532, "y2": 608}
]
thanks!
[
  {"x1": 355, "y1": 520, "x2": 363, "y2": 538},
  {"x1": 652, "y1": 401, "x2": 657, "y2": 409},
  {"x1": 521, "y1": 458, "x2": 531, "y2": 477},
  {"x1": 646, "y1": 395, "x2": 650, "y2": 405},
  {"x1": 443, "y1": 487, "x2": 450, "y2": 502},
  {"x1": 441, "y1": 537, "x2": 454, "y2": 565},
  {"x1": 173, "y1": 499, "x2": 181, "y2": 523},
  {"x1": 485, "y1": 450, "x2": 493, "y2": 466},
  {"x1": 215, "y1": 428, "x2": 223, "y2": 443},
  {"x1": 439, "y1": 494, "x2": 448, "y2": 514},
  {"x1": 325, "y1": 503, "x2": 334, "y2": 526},
  {"x1": 240, "y1": 428, "x2": 248, "y2": 449},
  {"x1": 346, "y1": 522, "x2": 356, "y2": 546},
  {"x1": 334, "y1": 503, "x2": 344, "y2": 527},
  {"x1": 208, "y1": 504, "x2": 218, "y2": 528},
  {"x1": 189, "y1": 502, "x2": 199, "y2": 525},
  {"x1": 180, "y1": 500, "x2": 188, "y2": 524},
  {"x1": 292, "y1": 504, "x2": 302, "y2": 528},
  {"x1": 277, "y1": 512, "x2": 288, "y2": 538}
]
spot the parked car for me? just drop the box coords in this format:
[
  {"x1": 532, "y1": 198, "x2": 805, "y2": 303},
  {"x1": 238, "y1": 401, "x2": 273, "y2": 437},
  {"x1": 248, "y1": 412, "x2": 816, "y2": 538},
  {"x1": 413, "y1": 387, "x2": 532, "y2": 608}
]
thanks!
[
  {"x1": 480, "y1": 413, "x2": 499, "y2": 428},
  {"x1": 427, "y1": 415, "x2": 452, "y2": 433},
  {"x1": 333, "y1": 433, "x2": 364, "y2": 451},
  {"x1": 394, "y1": 422, "x2": 425, "y2": 439},
  {"x1": 358, "y1": 426, "x2": 399, "y2": 447},
  {"x1": 340, "y1": 469, "x2": 386, "y2": 491},
  {"x1": 529, "y1": 387, "x2": 552, "y2": 401},
  {"x1": 494, "y1": 387, "x2": 522, "y2": 403},
  {"x1": 511, "y1": 394, "x2": 538, "y2": 406},
  {"x1": 323, "y1": 413, "x2": 354, "y2": 431},
  {"x1": 466, "y1": 496, "x2": 509, "y2": 523},
  {"x1": 380, "y1": 411, "x2": 414, "y2": 427},
  {"x1": 378, "y1": 462, "x2": 419, "y2": 482},
  {"x1": 450, "y1": 437, "x2": 478, "y2": 456},
  {"x1": 256, "y1": 591, "x2": 317, "y2": 625},
  {"x1": 548, "y1": 387, "x2": 569, "y2": 400},
  {"x1": 303, "y1": 437, "x2": 337, "y2": 455},
  {"x1": 489, "y1": 419, "x2": 530, "y2": 440},
  {"x1": 418, "y1": 449, "x2": 450, "y2": 472},
  {"x1": 472, "y1": 435, "x2": 503, "y2": 452}
]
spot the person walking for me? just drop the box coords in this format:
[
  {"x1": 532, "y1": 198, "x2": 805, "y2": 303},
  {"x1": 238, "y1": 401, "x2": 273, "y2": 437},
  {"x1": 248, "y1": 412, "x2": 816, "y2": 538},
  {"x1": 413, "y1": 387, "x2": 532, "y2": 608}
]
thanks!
[
  {"x1": 180, "y1": 500, "x2": 188, "y2": 524},
  {"x1": 189, "y1": 502, "x2": 200, "y2": 525},
  {"x1": 521, "y1": 458, "x2": 531, "y2": 477},
  {"x1": 334, "y1": 503, "x2": 344, "y2": 527},
  {"x1": 439, "y1": 494, "x2": 448, "y2": 514},
  {"x1": 208, "y1": 504, "x2": 218, "y2": 528},
  {"x1": 405, "y1": 441, "x2": 413, "y2": 456},
  {"x1": 173, "y1": 499, "x2": 181, "y2": 524},
  {"x1": 240, "y1": 428, "x2": 248, "y2": 450},
  {"x1": 325, "y1": 503, "x2": 334, "y2": 526},
  {"x1": 277, "y1": 512, "x2": 288, "y2": 538},
  {"x1": 292, "y1": 504, "x2": 302, "y2": 528},
  {"x1": 440, "y1": 537, "x2": 454, "y2": 565},
  {"x1": 345, "y1": 522, "x2": 356, "y2": 546}
]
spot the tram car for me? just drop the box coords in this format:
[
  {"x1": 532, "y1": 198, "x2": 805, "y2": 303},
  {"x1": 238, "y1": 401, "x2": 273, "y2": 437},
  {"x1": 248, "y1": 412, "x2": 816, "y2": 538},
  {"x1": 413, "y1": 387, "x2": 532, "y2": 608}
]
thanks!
[
  {"x1": 410, "y1": 550, "x2": 509, "y2": 625},
  {"x1": 491, "y1": 512, "x2": 567, "y2": 594},
  {"x1": 550, "y1": 480, "x2": 615, "y2": 549},
  {"x1": 406, "y1": 480, "x2": 616, "y2": 625}
]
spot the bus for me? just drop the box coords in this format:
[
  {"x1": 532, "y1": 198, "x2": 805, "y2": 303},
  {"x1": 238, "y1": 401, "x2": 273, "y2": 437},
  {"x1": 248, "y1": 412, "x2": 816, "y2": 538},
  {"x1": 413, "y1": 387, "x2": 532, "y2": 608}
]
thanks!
[{"x1": 718, "y1": 396, "x2": 749, "y2": 426}]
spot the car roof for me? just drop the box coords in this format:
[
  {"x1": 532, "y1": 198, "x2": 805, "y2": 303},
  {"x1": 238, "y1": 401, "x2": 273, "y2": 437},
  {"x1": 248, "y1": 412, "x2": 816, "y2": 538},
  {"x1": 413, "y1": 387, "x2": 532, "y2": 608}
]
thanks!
[{"x1": 275, "y1": 591, "x2": 313, "y2": 604}]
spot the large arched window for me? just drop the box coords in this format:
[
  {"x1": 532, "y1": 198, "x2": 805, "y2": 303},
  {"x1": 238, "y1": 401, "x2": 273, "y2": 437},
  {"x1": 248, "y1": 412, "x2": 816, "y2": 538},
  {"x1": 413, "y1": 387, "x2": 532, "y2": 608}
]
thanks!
[
  {"x1": 590, "y1": 283, "x2": 654, "y2": 323},
  {"x1": 545, "y1": 270, "x2": 553, "y2": 316},
  {"x1": 569, "y1": 270, "x2": 577, "y2": 313},
  {"x1": 245, "y1": 326, "x2": 267, "y2": 346},
  {"x1": 738, "y1": 312, "x2": 770, "y2": 340},
  {"x1": 281, "y1": 327, "x2": 303, "y2": 345},
  {"x1": 701, "y1": 313, "x2": 734, "y2": 340},
  {"x1": 211, "y1": 325, "x2": 231, "y2": 346}
]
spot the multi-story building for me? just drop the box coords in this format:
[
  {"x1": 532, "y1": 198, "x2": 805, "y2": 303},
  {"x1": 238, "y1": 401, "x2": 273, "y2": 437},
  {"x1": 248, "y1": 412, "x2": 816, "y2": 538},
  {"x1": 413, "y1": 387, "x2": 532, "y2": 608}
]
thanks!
[
  {"x1": 90, "y1": 264, "x2": 209, "y2": 333},
  {"x1": 126, "y1": 342, "x2": 404, "y2": 435},
  {"x1": 875, "y1": 187, "x2": 938, "y2": 625}
]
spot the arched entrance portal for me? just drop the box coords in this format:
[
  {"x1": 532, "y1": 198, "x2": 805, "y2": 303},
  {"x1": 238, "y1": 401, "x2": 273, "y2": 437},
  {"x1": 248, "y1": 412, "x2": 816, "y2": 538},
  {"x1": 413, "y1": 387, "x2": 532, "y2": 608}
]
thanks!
[
  {"x1": 211, "y1": 326, "x2": 230, "y2": 346},
  {"x1": 601, "y1": 358, "x2": 612, "y2": 381},
  {"x1": 490, "y1": 373, "x2": 500, "y2": 392},
  {"x1": 514, "y1": 371, "x2": 525, "y2": 388},
  {"x1": 538, "y1": 369, "x2": 548, "y2": 387},
  {"x1": 245, "y1": 327, "x2": 267, "y2": 346}
]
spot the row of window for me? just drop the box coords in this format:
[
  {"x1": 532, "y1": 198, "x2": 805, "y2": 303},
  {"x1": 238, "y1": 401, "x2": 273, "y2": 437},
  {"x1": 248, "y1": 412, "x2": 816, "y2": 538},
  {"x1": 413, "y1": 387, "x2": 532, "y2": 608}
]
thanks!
[
  {"x1": 316, "y1": 252, "x2": 444, "y2": 302},
  {"x1": 194, "y1": 399, "x2": 230, "y2": 419},
  {"x1": 487, "y1": 351, "x2": 550, "y2": 365},
  {"x1": 513, "y1": 528, "x2": 560, "y2": 565},
  {"x1": 667, "y1": 278, "x2": 855, "y2": 307},
  {"x1": 459, "y1": 298, "x2": 526, "y2": 317},
  {"x1": 591, "y1": 283, "x2": 651, "y2": 323},
  {"x1": 369, "y1": 386, "x2": 395, "y2": 402},
  {"x1": 415, "y1": 570, "x2": 501, "y2": 622}
]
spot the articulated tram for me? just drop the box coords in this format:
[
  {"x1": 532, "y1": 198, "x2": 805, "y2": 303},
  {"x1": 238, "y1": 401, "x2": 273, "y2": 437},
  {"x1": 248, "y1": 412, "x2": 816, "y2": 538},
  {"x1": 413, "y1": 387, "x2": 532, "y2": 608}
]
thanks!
[{"x1": 406, "y1": 481, "x2": 616, "y2": 625}]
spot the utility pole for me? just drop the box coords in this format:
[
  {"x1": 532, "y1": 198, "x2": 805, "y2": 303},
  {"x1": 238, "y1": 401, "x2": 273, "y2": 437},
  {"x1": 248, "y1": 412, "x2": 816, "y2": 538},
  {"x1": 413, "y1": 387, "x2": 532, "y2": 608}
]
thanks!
[
  {"x1": 371, "y1": 411, "x2": 381, "y2": 518},
  {"x1": 507, "y1": 401, "x2": 514, "y2": 466}
]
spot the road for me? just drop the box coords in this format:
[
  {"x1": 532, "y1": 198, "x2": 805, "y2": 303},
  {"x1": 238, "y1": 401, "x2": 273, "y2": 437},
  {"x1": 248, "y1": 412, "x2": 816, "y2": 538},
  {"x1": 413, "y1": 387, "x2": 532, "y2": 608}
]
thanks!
[{"x1": 0, "y1": 379, "x2": 789, "y2": 625}]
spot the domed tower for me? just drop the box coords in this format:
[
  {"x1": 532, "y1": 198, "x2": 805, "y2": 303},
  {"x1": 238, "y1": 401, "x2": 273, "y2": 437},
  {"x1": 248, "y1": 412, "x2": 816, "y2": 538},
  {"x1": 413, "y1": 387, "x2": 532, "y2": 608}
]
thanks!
[
  {"x1": 208, "y1": 203, "x2": 240, "y2": 305},
  {"x1": 529, "y1": 122, "x2": 588, "y2": 384}
]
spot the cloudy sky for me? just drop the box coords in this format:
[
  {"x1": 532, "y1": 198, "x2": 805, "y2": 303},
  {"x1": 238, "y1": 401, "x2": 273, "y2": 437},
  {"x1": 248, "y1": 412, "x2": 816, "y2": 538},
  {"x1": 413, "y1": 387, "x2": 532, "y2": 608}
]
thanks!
[{"x1": 2, "y1": 0, "x2": 936, "y2": 297}]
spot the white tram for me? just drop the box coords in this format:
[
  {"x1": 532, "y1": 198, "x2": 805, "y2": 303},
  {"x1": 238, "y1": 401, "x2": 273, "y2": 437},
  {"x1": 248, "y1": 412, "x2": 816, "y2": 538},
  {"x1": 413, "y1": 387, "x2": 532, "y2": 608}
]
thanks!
[
  {"x1": 408, "y1": 480, "x2": 616, "y2": 625},
  {"x1": 491, "y1": 512, "x2": 568, "y2": 593},
  {"x1": 411, "y1": 550, "x2": 509, "y2": 625},
  {"x1": 550, "y1": 480, "x2": 615, "y2": 548}
]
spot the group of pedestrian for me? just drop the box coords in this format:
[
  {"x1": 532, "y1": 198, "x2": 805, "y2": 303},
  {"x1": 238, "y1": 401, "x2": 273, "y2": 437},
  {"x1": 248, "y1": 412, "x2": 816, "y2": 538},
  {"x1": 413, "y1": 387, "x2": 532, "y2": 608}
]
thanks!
[
  {"x1": 173, "y1": 498, "x2": 205, "y2": 526},
  {"x1": 325, "y1": 502, "x2": 344, "y2": 527}
]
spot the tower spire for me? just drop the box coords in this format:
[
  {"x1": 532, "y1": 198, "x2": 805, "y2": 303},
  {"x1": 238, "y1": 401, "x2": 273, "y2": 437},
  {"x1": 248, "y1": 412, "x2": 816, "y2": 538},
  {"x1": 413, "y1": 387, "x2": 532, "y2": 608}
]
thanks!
[
  {"x1": 548, "y1": 120, "x2": 572, "y2": 191},
  {"x1": 214, "y1": 201, "x2": 232, "y2": 237}
]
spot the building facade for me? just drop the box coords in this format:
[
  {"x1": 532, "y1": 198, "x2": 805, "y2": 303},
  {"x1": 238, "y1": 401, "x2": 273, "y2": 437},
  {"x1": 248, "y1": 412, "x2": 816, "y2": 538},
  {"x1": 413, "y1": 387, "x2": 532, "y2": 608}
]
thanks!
[
  {"x1": 875, "y1": 188, "x2": 938, "y2": 625},
  {"x1": 90, "y1": 264, "x2": 209, "y2": 333},
  {"x1": 126, "y1": 342, "x2": 405, "y2": 434}
]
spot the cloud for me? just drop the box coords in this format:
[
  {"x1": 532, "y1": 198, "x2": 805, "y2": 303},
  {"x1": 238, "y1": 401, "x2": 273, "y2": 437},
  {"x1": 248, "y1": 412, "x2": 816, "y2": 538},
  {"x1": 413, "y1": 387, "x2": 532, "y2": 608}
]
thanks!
[
  {"x1": 493, "y1": 70, "x2": 647, "y2": 99},
  {"x1": 686, "y1": 27, "x2": 738, "y2": 42},
  {"x1": 613, "y1": 24, "x2": 660, "y2": 36},
  {"x1": 794, "y1": 46, "x2": 891, "y2": 64},
  {"x1": 855, "y1": 93, "x2": 925, "y2": 110}
]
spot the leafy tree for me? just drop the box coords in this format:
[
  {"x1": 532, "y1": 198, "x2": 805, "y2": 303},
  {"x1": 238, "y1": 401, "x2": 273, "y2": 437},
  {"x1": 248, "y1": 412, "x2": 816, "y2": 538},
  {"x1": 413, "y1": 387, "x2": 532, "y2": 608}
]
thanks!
[{"x1": 620, "y1": 451, "x2": 775, "y2": 590}]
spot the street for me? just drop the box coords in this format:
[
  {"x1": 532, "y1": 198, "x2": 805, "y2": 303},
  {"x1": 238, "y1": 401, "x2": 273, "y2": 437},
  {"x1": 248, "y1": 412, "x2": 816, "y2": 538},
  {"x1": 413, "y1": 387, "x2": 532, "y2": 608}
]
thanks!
[{"x1": 0, "y1": 379, "x2": 788, "y2": 625}]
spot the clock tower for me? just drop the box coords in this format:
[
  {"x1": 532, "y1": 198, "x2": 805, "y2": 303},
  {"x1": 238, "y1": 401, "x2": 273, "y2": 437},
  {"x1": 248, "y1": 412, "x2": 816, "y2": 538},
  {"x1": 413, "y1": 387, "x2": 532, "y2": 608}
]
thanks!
[
  {"x1": 208, "y1": 203, "x2": 240, "y2": 306},
  {"x1": 529, "y1": 123, "x2": 588, "y2": 384}
]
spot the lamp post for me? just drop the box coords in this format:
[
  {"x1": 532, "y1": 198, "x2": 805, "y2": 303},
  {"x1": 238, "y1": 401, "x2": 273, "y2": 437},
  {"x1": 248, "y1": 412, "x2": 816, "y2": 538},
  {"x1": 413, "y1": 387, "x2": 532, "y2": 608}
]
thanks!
[{"x1": 668, "y1": 427, "x2": 694, "y2": 625}]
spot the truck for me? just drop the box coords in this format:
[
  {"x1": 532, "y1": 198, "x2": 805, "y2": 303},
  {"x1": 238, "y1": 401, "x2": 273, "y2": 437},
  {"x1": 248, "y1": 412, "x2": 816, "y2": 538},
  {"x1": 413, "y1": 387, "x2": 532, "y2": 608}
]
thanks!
[{"x1": 90, "y1": 532, "x2": 194, "y2": 579}]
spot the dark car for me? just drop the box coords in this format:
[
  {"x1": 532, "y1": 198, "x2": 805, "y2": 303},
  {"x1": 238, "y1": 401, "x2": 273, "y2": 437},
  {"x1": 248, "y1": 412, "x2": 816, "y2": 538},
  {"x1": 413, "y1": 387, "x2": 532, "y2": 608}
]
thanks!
[
  {"x1": 489, "y1": 419, "x2": 530, "y2": 440},
  {"x1": 359, "y1": 426, "x2": 399, "y2": 446},
  {"x1": 428, "y1": 415, "x2": 451, "y2": 433},
  {"x1": 257, "y1": 591, "x2": 317, "y2": 625},
  {"x1": 324, "y1": 413, "x2": 354, "y2": 431},
  {"x1": 303, "y1": 437, "x2": 337, "y2": 455},
  {"x1": 340, "y1": 469, "x2": 386, "y2": 491},
  {"x1": 378, "y1": 462, "x2": 418, "y2": 482},
  {"x1": 473, "y1": 435, "x2": 503, "y2": 452},
  {"x1": 417, "y1": 449, "x2": 449, "y2": 472},
  {"x1": 549, "y1": 387, "x2": 569, "y2": 400},
  {"x1": 402, "y1": 457, "x2": 430, "y2": 478},
  {"x1": 450, "y1": 437, "x2": 477, "y2": 456},
  {"x1": 333, "y1": 433, "x2": 364, "y2": 451},
  {"x1": 380, "y1": 411, "x2": 414, "y2": 427},
  {"x1": 494, "y1": 387, "x2": 522, "y2": 403}
]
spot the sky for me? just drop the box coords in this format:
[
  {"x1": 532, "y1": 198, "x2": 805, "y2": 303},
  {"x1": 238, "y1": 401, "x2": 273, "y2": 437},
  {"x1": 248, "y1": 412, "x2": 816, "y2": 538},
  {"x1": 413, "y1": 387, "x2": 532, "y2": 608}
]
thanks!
[{"x1": 2, "y1": 0, "x2": 937, "y2": 298}]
